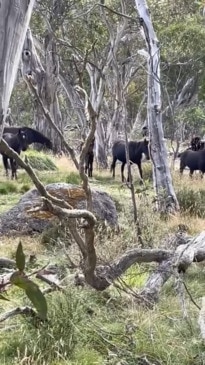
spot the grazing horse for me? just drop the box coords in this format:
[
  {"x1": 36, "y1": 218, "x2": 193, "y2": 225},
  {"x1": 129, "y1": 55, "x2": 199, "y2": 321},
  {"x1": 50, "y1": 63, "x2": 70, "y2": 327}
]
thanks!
[
  {"x1": 180, "y1": 149, "x2": 205, "y2": 177},
  {"x1": 110, "y1": 139, "x2": 150, "y2": 182},
  {"x1": 2, "y1": 129, "x2": 29, "y2": 179},
  {"x1": 3, "y1": 126, "x2": 52, "y2": 150},
  {"x1": 84, "y1": 138, "x2": 95, "y2": 177}
]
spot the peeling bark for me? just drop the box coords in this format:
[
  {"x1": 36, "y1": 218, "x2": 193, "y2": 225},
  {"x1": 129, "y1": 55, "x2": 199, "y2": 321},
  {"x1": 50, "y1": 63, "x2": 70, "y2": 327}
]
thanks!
[{"x1": 0, "y1": 0, "x2": 35, "y2": 137}]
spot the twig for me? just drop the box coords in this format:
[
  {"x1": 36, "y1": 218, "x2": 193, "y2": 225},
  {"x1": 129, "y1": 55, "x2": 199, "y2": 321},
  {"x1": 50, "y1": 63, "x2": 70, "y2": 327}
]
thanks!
[
  {"x1": 0, "y1": 306, "x2": 37, "y2": 323},
  {"x1": 183, "y1": 280, "x2": 201, "y2": 310}
]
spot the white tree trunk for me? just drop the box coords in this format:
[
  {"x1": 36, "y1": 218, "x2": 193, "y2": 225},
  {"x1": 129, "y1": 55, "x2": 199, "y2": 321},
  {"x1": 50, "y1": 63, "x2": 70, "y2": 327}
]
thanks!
[
  {"x1": 0, "y1": 0, "x2": 35, "y2": 138},
  {"x1": 135, "y1": 0, "x2": 179, "y2": 213}
]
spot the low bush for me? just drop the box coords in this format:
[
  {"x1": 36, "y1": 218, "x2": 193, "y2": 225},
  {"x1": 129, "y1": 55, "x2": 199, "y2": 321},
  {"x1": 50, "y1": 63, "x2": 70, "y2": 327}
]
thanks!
[
  {"x1": 65, "y1": 171, "x2": 81, "y2": 185},
  {"x1": 25, "y1": 150, "x2": 57, "y2": 171},
  {"x1": 177, "y1": 186, "x2": 205, "y2": 217}
]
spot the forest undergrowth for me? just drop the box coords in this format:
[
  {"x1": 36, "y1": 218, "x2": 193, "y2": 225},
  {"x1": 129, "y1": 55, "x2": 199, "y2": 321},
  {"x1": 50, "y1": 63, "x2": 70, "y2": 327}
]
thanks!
[{"x1": 0, "y1": 151, "x2": 205, "y2": 365}]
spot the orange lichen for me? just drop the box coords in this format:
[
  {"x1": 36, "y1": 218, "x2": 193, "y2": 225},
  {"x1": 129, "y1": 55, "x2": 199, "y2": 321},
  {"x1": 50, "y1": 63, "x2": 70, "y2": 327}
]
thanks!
[
  {"x1": 27, "y1": 210, "x2": 55, "y2": 219},
  {"x1": 46, "y1": 187, "x2": 86, "y2": 208}
]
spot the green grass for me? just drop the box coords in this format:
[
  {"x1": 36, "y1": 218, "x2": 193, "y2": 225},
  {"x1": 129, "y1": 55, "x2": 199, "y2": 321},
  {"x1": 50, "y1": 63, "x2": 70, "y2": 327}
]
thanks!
[
  {"x1": 25, "y1": 150, "x2": 57, "y2": 171},
  {"x1": 1, "y1": 154, "x2": 205, "y2": 364}
]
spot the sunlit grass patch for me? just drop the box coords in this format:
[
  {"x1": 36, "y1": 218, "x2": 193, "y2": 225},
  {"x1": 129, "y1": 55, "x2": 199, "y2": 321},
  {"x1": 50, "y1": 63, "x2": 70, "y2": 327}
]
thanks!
[{"x1": 25, "y1": 149, "x2": 57, "y2": 171}]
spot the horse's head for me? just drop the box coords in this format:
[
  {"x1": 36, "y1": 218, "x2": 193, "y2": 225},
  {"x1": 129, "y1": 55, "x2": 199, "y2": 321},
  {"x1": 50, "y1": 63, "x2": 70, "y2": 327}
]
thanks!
[
  {"x1": 142, "y1": 138, "x2": 150, "y2": 160},
  {"x1": 18, "y1": 129, "x2": 29, "y2": 151},
  {"x1": 191, "y1": 136, "x2": 201, "y2": 151}
]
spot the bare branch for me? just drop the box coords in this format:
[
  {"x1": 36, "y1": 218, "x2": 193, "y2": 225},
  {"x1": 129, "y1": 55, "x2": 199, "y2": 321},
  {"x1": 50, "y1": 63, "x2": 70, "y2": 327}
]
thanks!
[{"x1": 0, "y1": 306, "x2": 37, "y2": 323}]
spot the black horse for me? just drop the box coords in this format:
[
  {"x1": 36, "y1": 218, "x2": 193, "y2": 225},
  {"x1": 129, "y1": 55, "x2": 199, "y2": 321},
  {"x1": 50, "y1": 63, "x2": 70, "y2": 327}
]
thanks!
[
  {"x1": 180, "y1": 149, "x2": 205, "y2": 177},
  {"x1": 2, "y1": 129, "x2": 29, "y2": 179},
  {"x1": 190, "y1": 136, "x2": 203, "y2": 151},
  {"x1": 178, "y1": 136, "x2": 205, "y2": 158},
  {"x1": 110, "y1": 139, "x2": 150, "y2": 182},
  {"x1": 3, "y1": 126, "x2": 52, "y2": 150},
  {"x1": 84, "y1": 138, "x2": 95, "y2": 178}
]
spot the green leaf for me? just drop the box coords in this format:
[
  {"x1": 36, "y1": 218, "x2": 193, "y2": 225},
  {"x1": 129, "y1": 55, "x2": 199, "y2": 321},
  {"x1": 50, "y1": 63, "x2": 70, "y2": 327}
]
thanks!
[
  {"x1": 10, "y1": 272, "x2": 47, "y2": 320},
  {"x1": 25, "y1": 283, "x2": 47, "y2": 321},
  {"x1": 16, "y1": 241, "x2": 25, "y2": 272},
  {"x1": 0, "y1": 294, "x2": 9, "y2": 301}
]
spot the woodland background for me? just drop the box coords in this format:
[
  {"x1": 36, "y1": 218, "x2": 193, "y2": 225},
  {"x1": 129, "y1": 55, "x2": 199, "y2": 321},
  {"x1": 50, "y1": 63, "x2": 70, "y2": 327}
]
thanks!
[{"x1": 0, "y1": 1, "x2": 205, "y2": 365}]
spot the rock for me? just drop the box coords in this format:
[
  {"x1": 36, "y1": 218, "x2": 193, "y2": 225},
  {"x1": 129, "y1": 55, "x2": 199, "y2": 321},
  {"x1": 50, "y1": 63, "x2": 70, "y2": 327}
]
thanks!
[{"x1": 0, "y1": 183, "x2": 118, "y2": 236}]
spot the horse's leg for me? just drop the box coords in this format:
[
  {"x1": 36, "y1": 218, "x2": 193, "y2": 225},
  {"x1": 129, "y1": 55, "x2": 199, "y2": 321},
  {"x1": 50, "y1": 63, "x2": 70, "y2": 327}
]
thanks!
[
  {"x1": 14, "y1": 160, "x2": 18, "y2": 180},
  {"x1": 88, "y1": 162, "x2": 91, "y2": 177},
  {"x1": 2, "y1": 155, "x2": 9, "y2": 178},
  {"x1": 89, "y1": 160, "x2": 93, "y2": 178},
  {"x1": 121, "y1": 162, "x2": 126, "y2": 182},
  {"x1": 179, "y1": 161, "x2": 185, "y2": 176},
  {"x1": 138, "y1": 163, "x2": 143, "y2": 183},
  {"x1": 189, "y1": 169, "x2": 194, "y2": 178},
  {"x1": 127, "y1": 163, "x2": 133, "y2": 183},
  {"x1": 110, "y1": 157, "x2": 117, "y2": 179},
  {"x1": 10, "y1": 159, "x2": 18, "y2": 180},
  {"x1": 84, "y1": 155, "x2": 89, "y2": 176}
]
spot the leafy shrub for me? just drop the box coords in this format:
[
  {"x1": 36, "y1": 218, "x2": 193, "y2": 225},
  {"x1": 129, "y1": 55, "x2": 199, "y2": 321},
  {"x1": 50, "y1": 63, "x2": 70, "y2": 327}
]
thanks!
[
  {"x1": 25, "y1": 150, "x2": 57, "y2": 171},
  {"x1": 0, "y1": 181, "x2": 18, "y2": 194},
  {"x1": 177, "y1": 187, "x2": 205, "y2": 217}
]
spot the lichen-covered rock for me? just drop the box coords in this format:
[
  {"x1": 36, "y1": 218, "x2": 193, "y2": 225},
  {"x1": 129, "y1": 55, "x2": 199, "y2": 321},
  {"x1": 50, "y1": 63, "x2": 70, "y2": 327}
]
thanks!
[{"x1": 0, "y1": 183, "x2": 118, "y2": 236}]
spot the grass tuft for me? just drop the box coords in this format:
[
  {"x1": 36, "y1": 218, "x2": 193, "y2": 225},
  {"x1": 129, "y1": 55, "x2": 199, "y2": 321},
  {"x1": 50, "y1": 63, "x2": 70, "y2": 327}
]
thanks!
[
  {"x1": 25, "y1": 150, "x2": 57, "y2": 171},
  {"x1": 177, "y1": 186, "x2": 205, "y2": 218},
  {"x1": 0, "y1": 181, "x2": 18, "y2": 195}
]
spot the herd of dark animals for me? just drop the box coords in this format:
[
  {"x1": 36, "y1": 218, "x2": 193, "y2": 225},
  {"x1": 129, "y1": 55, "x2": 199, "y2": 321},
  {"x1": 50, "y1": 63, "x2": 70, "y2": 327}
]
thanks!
[
  {"x1": 87, "y1": 135, "x2": 205, "y2": 182},
  {"x1": 1, "y1": 125, "x2": 205, "y2": 182}
]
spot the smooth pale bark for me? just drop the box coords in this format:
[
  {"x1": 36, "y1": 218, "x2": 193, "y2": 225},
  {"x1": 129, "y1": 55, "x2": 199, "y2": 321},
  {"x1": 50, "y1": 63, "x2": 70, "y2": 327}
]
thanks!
[
  {"x1": 0, "y1": 0, "x2": 35, "y2": 138},
  {"x1": 134, "y1": 0, "x2": 179, "y2": 213},
  {"x1": 22, "y1": 29, "x2": 62, "y2": 153}
]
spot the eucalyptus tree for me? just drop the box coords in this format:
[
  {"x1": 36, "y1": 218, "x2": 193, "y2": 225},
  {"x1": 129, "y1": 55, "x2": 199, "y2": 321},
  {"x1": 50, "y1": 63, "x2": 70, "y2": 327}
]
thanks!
[
  {"x1": 149, "y1": 0, "x2": 205, "y2": 141},
  {"x1": 134, "y1": 0, "x2": 179, "y2": 214},
  {"x1": 0, "y1": 1, "x2": 35, "y2": 138}
]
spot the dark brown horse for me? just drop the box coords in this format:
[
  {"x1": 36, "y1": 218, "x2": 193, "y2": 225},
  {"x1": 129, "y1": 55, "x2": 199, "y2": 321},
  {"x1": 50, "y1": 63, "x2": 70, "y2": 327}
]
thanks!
[
  {"x1": 110, "y1": 139, "x2": 150, "y2": 182},
  {"x1": 2, "y1": 129, "x2": 29, "y2": 179}
]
